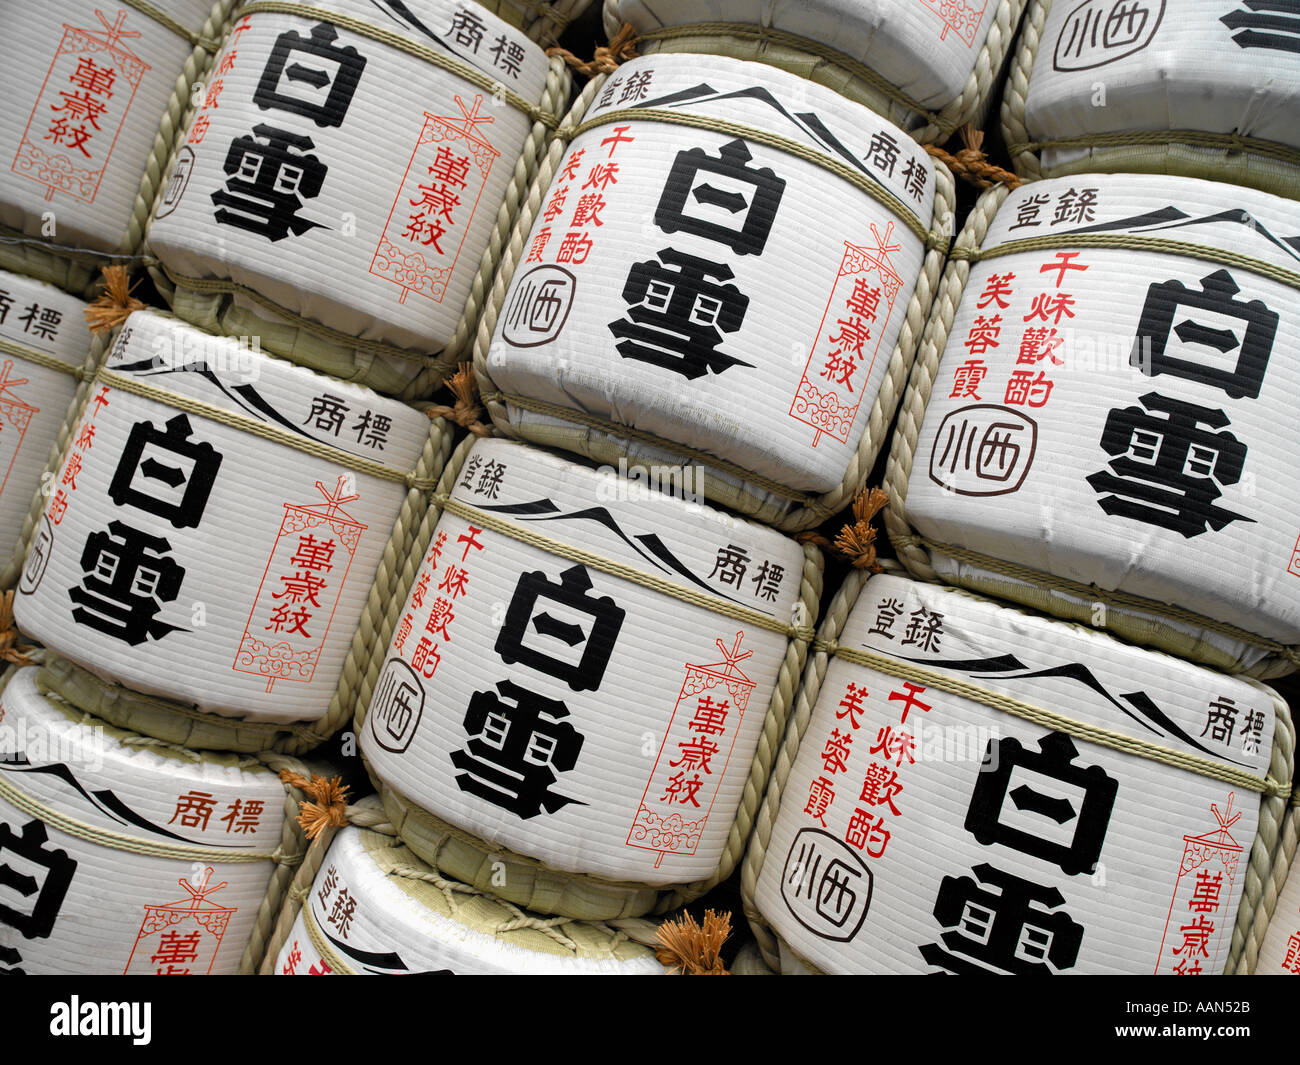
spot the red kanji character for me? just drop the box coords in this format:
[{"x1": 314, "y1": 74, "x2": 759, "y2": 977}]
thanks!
[
  {"x1": 582, "y1": 162, "x2": 619, "y2": 190},
  {"x1": 542, "y1": 185, "x2": 568, "y2": 223},
  {"x1": 821, "y1": 729, "x2": 854, "y2": 774},
  {"x1": 429, "y1": 531, "x2": 447, "y2": 568},
  {"x1": 964, "y1": 314, "x2": 1002, "y2": 356},
  {"x1": 837, "y1": 682, "x2": 868, "y2": 730},
  {"x1": 46, "y1": 117, "x2": 93, "y2": 157},
  {"x1": 1004, "y1": 369, "x2": 1053, "y2": 407},
  {"x1": 821, "y1": 349, "x2": 858, "y2": 390},
  {"x1": 67, "y1": 56, "x2": 117, "y2": 96},
  {"x1": 91, "y1": 387, "x2": 110, "y2": 417},
  {"x1": 215, "y1": 51, "x2": 238, "y2": 77},
  {"x1": 845, "y1": 808, "x2": 890, "y2": 857},
  {"x1": 289, "y1": 534, "x2": 336, "y2": 572},
  {"x1": 949, "y1": 358, "x2": 987, "y2": 399},
  {"x1": 49, "y1": 490, "x2": 69, "y2": 525},
  {"x1": 266, "y1": 603, "x2": 313, "y2": 638},
  {"x1": 869, "y1": 725, "x2": 915, "y2": 767},
  {"x1": 976, "y1": 272, "x2": 1015, "y2": 310},
  {"x1": 411, "y1": 636, "x2": 440, "y2": 679},
  {"x1": 571, "y1": 192, "x2": 607, "y2": 228},
  {"x1": 282, "y1": 943, "x2": 302, "y2": 975},
  {"x1": 61, "y1": 452, "x2": 82, "y2": 490},
  {"x1": 661, "y1": 770, "x2": 706, "y2": 807},
  {"x1": 1023, "y1": 291, "x2": 1076, "y2": 326},
  {"x1": 438, "y1": 565, "x2": 470, "y2": 599},
  {"x1": 1039, "y1": 251, "x2": 1087, "y2": 289},
  {"x1": 556, "y1": 230, "x2": 593, "y2": 264},
  {"x1": 327, "y1": 888, "x2": 357, "y2": 937},
  {"x1": 1173, "y1": 914, "x2": 1215, "y2": 959},
  {"x1": 409, "y1": 570, "x2": 432, "y2": 610},
  {"x1": 220, "y1": 798, "x2": 264, "y2": 834},
  {"x1": 74, "y1": 423, "x2": 95, "y2": 451},
  {"x1": 203, "y1": 79, "x2": 224, "y2": 110},
  {"x1": 558, "y1": 149, "x2": 585, "y2": 182},
  {"x1": 456, "y1": 525, "x2": 484, "y2": 561},
  {"x1": 393, "y1": 613, "x2": 413, "y2": 653},
  {"x1": 274, "y1": 570, "x2": 328, "y2": 608},
  {"x1": 887, "y1": 682, "x2": 931, "y2": 725},
  {"x1": 1172, "y1": 957, "x2": 1203, "y2": 975},
  {"x1": 859, "y1": 763, "x2": 903, "y2": 816},
  {"x1": 689, "y1": 695, "x2": 729, "y2": 735},
  {"x1": 599, "y1": 125, "x2": 634, "y2": 156},
  {"x1": 804, "y1": 776, "x2": 835, "y2": 826},
  {"x1": 169, "y1": 790, "x2": 217, "y2": 831},
  {"x1": 525, "y1": 226, "x2": 552, "y2": 262},
  {"x1": 428, "y1": 147, "x2": 471, "y2": 188},
  {"x1": 1187, "y1": 870, "x2": 1223, "y2": 914},
  {"x1": 1017, "y1": 326, "x2": 1064, "y2": 366},
  {"x1": 151, "y1": 930, "x2": 202, "y2": 974},
  {"x1": 845, "y1": 278, "x2": 882, "y2": 320},
  {"x1": 410, "y1": 181, "x2": 461, "y2": 224},
  {"x1": 425, "y1": 597, "x2": 454, "y2": 640},
  {"x1": 670, "y1": 735, "x2": 720, "y2": 774}
]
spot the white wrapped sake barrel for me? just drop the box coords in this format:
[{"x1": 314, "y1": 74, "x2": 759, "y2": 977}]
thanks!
[
  {"x1": 1257, "y1": 806, "x2": 1300, "y2": 974},
  {"x1": 0, "y1": 271, "x2": 94, "y2": 583},
  {"x1": 0, "y1": 0, "x2": 233, "y2": 291},
  {"x1": 743, "y1": 570, "x2": 1294, "y2": 974},
  {"x1": 12, "y1": 309, "x2": 444, "y2": 750},
  {"x1": 604, "y1": 0, "x2": 1027, "y2": 142},
  {"x1": 358, "y1": 435, "x2": 822, "y2": 919},
  {"x1": 269, "y1": 826, "x2": 666, "y2": 974},
  {"x1": 477, "y1": 52, "x2": 954, "y2": 531},
  {"x1": 1003, "y1": 0, "x2": 1300, "y2": 198},
  {"x1": 884, "y1": 173, "x2": 1300, "y2": 679},
  {"x1": 145, "y1": 0, "x2": 571, "y2": 396},
  {"x1": 0, "y1": 665, "x2": 303, "y2": 975}
]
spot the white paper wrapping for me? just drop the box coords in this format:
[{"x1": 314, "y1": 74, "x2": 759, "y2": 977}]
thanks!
[
  {"x1": 753, "y1": 573, "x2": 1277, "y2": 974},
  {"x1": 273, "y1": 826, "x2": 665, "y2": 974},
  {"x1": 1257, "y1": 829, "x2": 1300, "y2": 974},
  {"x1": 604, "y1": 0, "x2": 1006, "y2": 115},
  {"x1": 0, "y1": 0, "x2": 215, "y2": 253},
  {"x1": 0, "y1": 666, "x2": 286, "y2": 975},
  {"x1": 487, "y1": 52, "x2": 934, "y2": 496},
  {"x1": 13, "y1": 308, "x2": 429, "y2": 722},
  {"x1": 362, "y1": 436, "x2": 807, "y2": 887},
  {"x1": 0, "y1": 271, "x2": 90, "y2": 565},
  {"x1": 1023, "y1": 0, "x2": 1300, "y2": 166},
  {"x1": 903, "y1": 173, "x2": 1300, "y2": 656},
  {"x1": 147, "y1": 0, "x2": 550, "y2": 376}
]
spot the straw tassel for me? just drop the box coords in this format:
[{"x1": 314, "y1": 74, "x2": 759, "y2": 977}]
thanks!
[
  {"x1": 0, "y1": 590, "x2": 35, "y2": 667},
  {"x1": 546, "y1": 22, "x2": 639, "y2": 77},
  {"x1": 428, "y1": 363, "x2": 492, "y2": 437},
  {"x1": 925, "y1": 126, "x2": 1022, "y2": 190},
  {"x1": 84, "y1": 265, "x2": 147, "y2": 334},
  {"x1": 278, "y1": 771, "x2": 350, "y2": 840},
  {"x1": 654, "y1": 909, "x2": 732, "y2": 975},
  {"x1": 833, "y1": 487, "x2": 891, "y2": 571}
]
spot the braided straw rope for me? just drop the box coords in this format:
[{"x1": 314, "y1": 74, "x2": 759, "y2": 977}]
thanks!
[
  {"x1": 356, "y1": 540, "x2": 824, "y2": 920},
  {"x1": 143, "y1": 12, "x2": 572, "y2": 397},
  {"x1": 1000, "y1": 0, "x2": 1045, "y2": 182},
  {"x1": 1, "y1": 329, "x2": 111, "y2": 590},
  {"x1": 741, "y1": 568, "x2": 1295, "y2": 974},
  {"x1": 881, "y1": 182, "x2": 1300, "y2": 679},
  {"x1": 473, "y1": 70, "x2": 957, "y2": 531}
]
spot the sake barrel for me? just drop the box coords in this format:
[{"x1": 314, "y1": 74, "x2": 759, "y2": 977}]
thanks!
[
  {"x1": 270, "y1": 826, "x2": 665, "y2": 974},
  {"x1": 1257, "y1": 806, "x2": 1300, "y2": 974},
  {"x1": 477, "y1": 52, "x2": 954, "y2": 531},
  {"x1": 0, "y1": 0, "x2": 231, "y2": 292},
  {"x1": 145, "y1": 0, "x2": 569, "y2": 396},
  {"x1": 604, "y1": 0, "x2": 1028, "y2": 142},
  {"x1": 884, "y1": 173, "x2": 1300, "y2": 679},
  {"x1": 744, "y1": 570, "x2": 1294, "y2": 974},
  {"x1": 486, "y1": 0, "x2": 593, "y2": 46},
  {"x1": 358, "y1": 435, "x2": 821, "y2": 919},
  {"x1": 1003, "y1": 0, "x2": 1300, "y2": 199},
  {"x1": 0, "y1": 665, "x2": 301, "y2": 975},
  {"x1": 12, "y1": 309, "x2": 441, "y2": 747},
  {"x1": 0, "y1": 271, "x2": 94, "y2": 582}
]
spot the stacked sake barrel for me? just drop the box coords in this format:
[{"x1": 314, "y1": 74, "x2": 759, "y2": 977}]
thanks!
[
  {"x1": 266, "y1": 825, "x2": 667, "y2": 974},
  {"x1": 144, "y1": 0, "x2": 573, "y2": 395},
  {"x1": 1003, "y1": 0, "x2": 1300, "y2": 199},
  {"x1": 474, "y1": 41, "x2": 958, "y2": 529},
  {"x1": 604, "y1": 0, "x2": 1028, "y2": 142},
  {"x1": 1255, "y1": 800, "x2": 1300, "y2": 975},
  {"x1": 354, "y1": 434, "x2": 822, "y2": 920},
  {"x1": 742, "y1": 569, "x2": 1294, "y2": 974},
  {"x1": 1, "y1": 0, "x2": 236, "y2": 293}
]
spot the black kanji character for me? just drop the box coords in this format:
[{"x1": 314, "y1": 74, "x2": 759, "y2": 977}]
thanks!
[
  {"x1": 655, "y1": 139, "x2": 785, "y2": 256},
  {"x1": 1087, "y1": 392, "x2": 1252, "y2": 538},
  {"x1": 0, "y1": 819, "x2": 77, "y2": 940},
  {"x1": 920, "y1": 864, "x2": 1084, "y2": 975},
  {"x1": 254, "y1": 22, "x2": 366, "y2": 128},
  {"x1": 107, "y1": 414, "x2": 222, "y2": 529},
  {"x1": 608, "y1": 249, "x2": 752, "y2": 379},
  {"x1": 495, "y1": 564, "x2": 624, "y2": 692},
  {"x1": 1132, "y1": 270, "x2": 1277, "y2": 400},
  {"x1": 70, "y1": 521, "x2": 185, "y2": 645},
  {"x1": 966, "y1": 732, "x2": 1117, "y2": 876},
  {"x1": 212, "y1": 124, "x2": 327, "y2": 241},
  {"x1": 450, "y1": 680, "x2": 586, "y2": 818}
]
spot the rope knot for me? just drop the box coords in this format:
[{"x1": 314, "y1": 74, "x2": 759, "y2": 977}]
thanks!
[
  {"x1": 0, "y1": 590, "x2": 35, "y2": 667},
  {"x1": 655, "y1": 909, "x2": 732, "y2": 975},
  {"x1": 833, "y1": 487, "x2": 891, "y2": 571},
  {"x1": 84, "y1": 265, "x2": 146, "y2": 334},
  {"x1": 546, "y1": 22, "x2": 639, "y2": 77},
  {"x1": 278, "y1": 770, "x2": 350, "y2": 840},
  {"x1": 428, "y1": 363, "x2": 492, "y2": 437},
  {"x1": 925, "y1": 125, "x2": 1023, "y2": 190}
]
